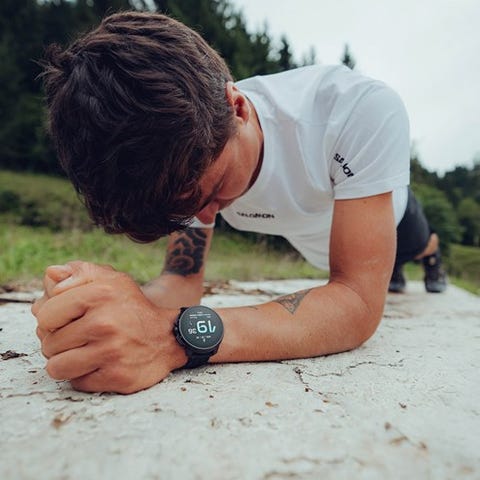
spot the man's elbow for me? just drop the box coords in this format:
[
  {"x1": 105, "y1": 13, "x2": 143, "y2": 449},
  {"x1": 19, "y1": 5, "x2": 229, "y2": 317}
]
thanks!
[
  {"x1": 332, "y1": 280, "x2": 385, "y2": 350},
  {"x1": 353, "y1": 310, "x2": 383, "y2": 348}
]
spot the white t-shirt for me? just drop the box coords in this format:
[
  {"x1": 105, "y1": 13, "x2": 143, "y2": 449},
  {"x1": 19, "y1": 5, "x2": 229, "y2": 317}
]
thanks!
[{"x1": 194, "y1": 65, "x2": 410, "y2": 270}]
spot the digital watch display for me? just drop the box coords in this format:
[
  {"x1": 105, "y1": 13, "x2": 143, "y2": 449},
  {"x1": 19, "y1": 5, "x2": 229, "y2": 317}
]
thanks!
[{"x1": 173, "y1": 306, "x2": 224, "y2": 369}]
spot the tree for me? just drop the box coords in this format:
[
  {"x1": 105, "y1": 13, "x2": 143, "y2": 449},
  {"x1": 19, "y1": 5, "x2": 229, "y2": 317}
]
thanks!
[
  {"x1": 278, "y1": 35, "x2": 295, "y2": 71},
  {"x1": 1, "y1": 0, "x2": 295, "y2": 174},
  {"x1": 0, "y1": 0, "x2": 53, "y2": 171},
  {"x1": 411, "y1": 183, "x2": 462, "y2": 254},
  {"x1": 341, "y1": 43, "x2": 355, "y2": 69},
  {"x1": 457, "y1": 198, "x2": 480, "y2": 246},
  {"x1": 300, "y1": 46, "x2": 317, "y2": 66},
  {"x1": 410, "y1": 147, "x2": 438, "y2": 187},
  {"x1": 438, "y1": 161, "x2": 480, "y2": 206},
  {"x1": 151, "y1": 0, "x2": 282, "y2": 79}
]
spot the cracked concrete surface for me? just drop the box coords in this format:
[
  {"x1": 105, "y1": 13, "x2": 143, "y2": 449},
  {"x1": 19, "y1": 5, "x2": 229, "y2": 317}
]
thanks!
[{"x1": 0, "y1": 280, "x2": 479, "y2": 480}]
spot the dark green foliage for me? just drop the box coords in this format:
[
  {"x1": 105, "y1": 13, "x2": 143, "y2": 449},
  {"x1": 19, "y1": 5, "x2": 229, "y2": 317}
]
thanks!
[
  {"x1": 0, "y1": 0, "x2": 47, "y2": 171},
  {"x1": 341, "y1": 43, "x2": 355, "y2": 70},
  {"x1": 445, "y1": 160, "x2": 480, "y2": 247},
  {"x1": 411, "y1": 149, "x2": 480, "y2": 247},
  {"x1": 278, "y1": 35, "x2": 297, "y2": 71},
  {"x1": 152, "y1": 0, "x2": 288, "y2": 78},
  {"x1": 410, "y1": 149, "x2": 438, "y2": 187},
  {"x1": 0, "y1": 190, "x2": 21, "y2": 213},
  {"x1": 1, "y1": 0, "x2": 478, "y2": 254},
  {"x1": 411, "y1": 182, "x2": 462, "y2": 254},
  {"x1": 0, "y1": 170, "x2": 92, "y2": 231},
  {"x1": 457, "y1": 197, "x2": 480, "y2": 247},
  {"x1": 444, "y1": 244, "x2": 480, "y2": 294},
  {"x1": 0, "y1": 0, "x2": 300, "y2": 176},
  {"x1": 437, "y1": 160, "x2": 480, "y2": 206},
  {"x1": 395, "y1": 148, "x2": 480, "y2": 250}
]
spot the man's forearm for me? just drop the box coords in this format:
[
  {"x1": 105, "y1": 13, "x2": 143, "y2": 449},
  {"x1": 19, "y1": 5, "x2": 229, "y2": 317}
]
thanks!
[
  {"x1": 142, "y1": 227, "x2": 213, "y2": 309},
  {"x1": 211, "y1": 281, "x2": 383, "y2": 363},
  {"x1": 142, "y1": 273, "x2": 203, "y2": 309}
]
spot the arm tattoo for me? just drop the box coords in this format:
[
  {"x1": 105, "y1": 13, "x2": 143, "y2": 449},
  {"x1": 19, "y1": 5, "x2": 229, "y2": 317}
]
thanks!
[
  {"x1": 163, "y1": 228, "x2": 207, "y2": 276},
  {"x1": 273, "y1": 289, "x2": 312, "y2": 315}
]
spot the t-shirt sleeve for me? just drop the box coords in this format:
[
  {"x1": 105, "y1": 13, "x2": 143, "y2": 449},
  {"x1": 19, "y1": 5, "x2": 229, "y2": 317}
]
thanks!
[
  {"x1": 188, "y1": 216, "x2": 215, "y2": 229},
  {"x1": 330, "y1": 85, "x2": 410, "y2": 199}
]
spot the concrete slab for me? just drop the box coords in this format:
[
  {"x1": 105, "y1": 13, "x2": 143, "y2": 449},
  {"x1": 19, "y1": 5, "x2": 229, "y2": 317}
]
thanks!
[{"x1": 0, "y1": 280, "x2": 479, "y2": 480}]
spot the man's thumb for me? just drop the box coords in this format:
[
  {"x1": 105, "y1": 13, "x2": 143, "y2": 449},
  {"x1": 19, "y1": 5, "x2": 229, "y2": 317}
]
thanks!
[
  {"x1": 50, "y1": 261, "x2": 113, "y2": 296},
  {"x1": 47, "y1": 261, "x2": 89, "y2": 296},
  {"x1": 46, "y1": 264, "x2": 74, "y2": 282}
]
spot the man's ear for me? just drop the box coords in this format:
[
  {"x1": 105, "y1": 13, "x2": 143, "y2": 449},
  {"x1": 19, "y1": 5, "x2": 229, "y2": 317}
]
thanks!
[{"x1": 225, "y1": 81, "x2": 250, "y2": 123}]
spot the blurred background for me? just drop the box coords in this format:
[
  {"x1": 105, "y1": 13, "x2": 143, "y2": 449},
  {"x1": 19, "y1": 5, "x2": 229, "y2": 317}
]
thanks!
[{"x1": 0, "y1": 0, "x2": 478, "y2": 293}]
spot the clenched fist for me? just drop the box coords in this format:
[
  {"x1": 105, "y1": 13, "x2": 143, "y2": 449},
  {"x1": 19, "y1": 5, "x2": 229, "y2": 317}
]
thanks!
[{"x1": 31, "y1": 261, "x2": 187, "y2": 394}]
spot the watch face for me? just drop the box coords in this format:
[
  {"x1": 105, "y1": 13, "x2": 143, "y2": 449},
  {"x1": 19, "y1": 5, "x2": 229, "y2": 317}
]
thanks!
[{"x1": 178, "y1": 306, "x2": 224, "y2": 352}]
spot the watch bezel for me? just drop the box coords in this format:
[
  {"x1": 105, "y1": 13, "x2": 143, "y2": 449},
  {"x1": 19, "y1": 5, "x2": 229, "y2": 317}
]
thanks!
[{"x1": 176, "y1": 305, "x2": 224, "y2": 353}]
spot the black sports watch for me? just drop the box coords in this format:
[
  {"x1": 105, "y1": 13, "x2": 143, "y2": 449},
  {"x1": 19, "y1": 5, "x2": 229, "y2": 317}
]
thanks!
[{"x1": 173, "y1": 306, "x2": 224, "y2": 369}]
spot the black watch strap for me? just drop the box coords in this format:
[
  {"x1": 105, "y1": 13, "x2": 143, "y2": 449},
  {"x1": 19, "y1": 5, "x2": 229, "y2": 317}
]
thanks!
[
  {"x1": 184, "y1": 352, "x2": 214, "y2": 369},
  {"x1": 174, "y1": 307, "x2": 223, "y2": 369}
]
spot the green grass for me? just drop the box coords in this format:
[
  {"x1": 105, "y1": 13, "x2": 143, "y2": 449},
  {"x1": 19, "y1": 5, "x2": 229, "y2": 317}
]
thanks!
[
  {"x1": 445, "y1": 244, "x2": 480, "y2": 295},
  {"x1": 3, "y1": 224, "x2": 478, "y2": 295},
  {"x1": 0, "y1": 169, "x2": 478, "y2": 294},
  {"x1": 0, "y1": 170, "x2": 91, "y2": 231},
  {"x1": 207, "y1": 232, "x2": 327, "y2": 281},
  {"x1": 0, "y1": 169, "x2": 325, "y2": 287},
  {"x1": 403, "y1": 245, "x2": 480, "y2": 295},
  {"x1": 0, "y1": 226, "x2": 162, "y2": 286},
  {"x1": 0, "y1": 225, "x2": 327, "y2": 287}
]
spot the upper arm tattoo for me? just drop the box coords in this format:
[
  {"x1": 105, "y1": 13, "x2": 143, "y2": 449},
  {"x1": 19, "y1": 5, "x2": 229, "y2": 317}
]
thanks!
[
  {"x1": 273, "y1": 289, "x2": 312, "y2": 314},
  {"x1": 163, "y1": 228, "x2": 208, "y2": 276}
]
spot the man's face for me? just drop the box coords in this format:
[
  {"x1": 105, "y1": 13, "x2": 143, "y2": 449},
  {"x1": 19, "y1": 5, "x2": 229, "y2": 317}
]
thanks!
[
  {"x1": 195, "y1": 101, "x2": 263, "y2": 225},
  {"x1": 195, "y1": 135, "x2": 257, "y2": 224}
]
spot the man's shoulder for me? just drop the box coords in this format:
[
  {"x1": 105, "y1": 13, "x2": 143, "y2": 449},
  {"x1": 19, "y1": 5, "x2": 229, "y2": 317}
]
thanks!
[
  {"x1": 236, "y1": 64, "x2": 343, "y2": 89},
  {"x1": 236, "y1": 65, "x2": 392, "y2": 119}
]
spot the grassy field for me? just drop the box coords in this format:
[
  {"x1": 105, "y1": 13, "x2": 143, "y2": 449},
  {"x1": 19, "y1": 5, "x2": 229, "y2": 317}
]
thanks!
[
  {"x1": 1, "y1": 224, "x2": 478, "y2": 295},
  {"x1": 443, "y1": 244, "x2": 480, "y2": 295},
  {"x1": 0, "y1": 225, "x2": 327, "y2": 288},
  {"x1": 0, "y1": 169, "x2": 478, "y2": 294},
  {"x1": 0, "y1": 170, "x2": 91, "y2": 231},
  {"x1": 405, "y1": 245, "x2": 480, "y2": 295},
  {"x1": 401, "y1": 244, "x2": 480, "y2": 295}
]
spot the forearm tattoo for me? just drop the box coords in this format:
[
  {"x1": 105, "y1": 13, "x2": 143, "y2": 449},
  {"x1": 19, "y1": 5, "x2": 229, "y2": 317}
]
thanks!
[
  {"x1": 163, "y1": 228, "x2": 207, "y2": 276},
  {"x1": 273, "y1": 289, "x2": 312, "y2": 314}
]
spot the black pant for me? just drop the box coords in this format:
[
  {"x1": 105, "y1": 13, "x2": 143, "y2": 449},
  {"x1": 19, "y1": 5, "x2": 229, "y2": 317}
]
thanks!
[{"x1": 395, "y1": 188, "x2": 431, "y2": 266}]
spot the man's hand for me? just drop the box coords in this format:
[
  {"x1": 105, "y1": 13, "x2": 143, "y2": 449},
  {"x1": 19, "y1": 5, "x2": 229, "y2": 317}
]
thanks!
[{"x1": 31, "y1": 261, "x2": 187, "y2": 394}]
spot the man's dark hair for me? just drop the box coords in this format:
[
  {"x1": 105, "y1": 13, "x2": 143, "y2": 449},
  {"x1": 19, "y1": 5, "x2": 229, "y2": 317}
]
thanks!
[{"x1": 41, "y1": 11, "x2": 236, "y2": 241}]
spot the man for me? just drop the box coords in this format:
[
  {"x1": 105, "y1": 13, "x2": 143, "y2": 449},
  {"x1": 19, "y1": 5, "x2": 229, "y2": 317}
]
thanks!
[{"x1": 33, "y1": 11, "x2": 446, "y2": 394}]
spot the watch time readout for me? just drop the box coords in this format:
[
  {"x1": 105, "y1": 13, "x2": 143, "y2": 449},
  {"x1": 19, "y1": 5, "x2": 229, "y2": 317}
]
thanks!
[{"x1": 179, "y1": 307, "x2": 224, "y2": 350}]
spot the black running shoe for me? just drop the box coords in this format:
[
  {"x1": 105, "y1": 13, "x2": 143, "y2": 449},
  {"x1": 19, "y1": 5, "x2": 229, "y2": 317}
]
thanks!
[
  {"x1": 423, "y1": 250, "x2": 447, "y2": 293},
  {"x1": 389, "y1": 263, "x2": 406, "y2": 293}
]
